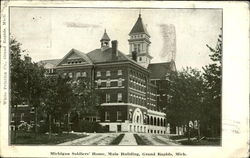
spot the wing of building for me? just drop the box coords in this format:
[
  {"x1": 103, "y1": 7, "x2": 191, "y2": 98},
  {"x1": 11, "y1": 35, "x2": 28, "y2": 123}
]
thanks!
[{"x1": 39, "y1": 14, "x2": 176, "y2": 134}]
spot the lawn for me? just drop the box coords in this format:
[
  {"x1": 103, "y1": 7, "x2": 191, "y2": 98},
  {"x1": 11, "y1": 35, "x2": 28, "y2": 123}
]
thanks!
[
  {"x1": 11, "y1": 131, "x2": 87, "y2": 145},
  {"x1": 179, "y1": 138, "x2": 221, "y2": 145},
  {"x1": 109, "y1": 134, "x2": 125, "y2": 145},
  {"x1": 134, "y1": 134, "x2": 148, "y2": 145},
  {"x1": 169, "y1": 135, "x2": 186, "y2": 140}
]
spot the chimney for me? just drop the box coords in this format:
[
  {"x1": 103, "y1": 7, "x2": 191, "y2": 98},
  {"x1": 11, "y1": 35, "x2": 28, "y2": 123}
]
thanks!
[
  {"x1": 111, "y1": 40, "x2": 118, "y2": 60},
  {"x1": 132, "y1": 51, "x2": 137, "y2": 61}
]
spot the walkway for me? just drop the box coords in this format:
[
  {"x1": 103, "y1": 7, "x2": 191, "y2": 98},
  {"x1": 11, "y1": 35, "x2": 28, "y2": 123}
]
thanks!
[
  {"x1": 138, "y1": 133, "x2": 179, "y2": 145},
  {"x1": 58, "y1": 133, "x2": 119, "y2": 145},
  {"x1": 119, "y1": 133, "x2": 137, "y2": 145}
]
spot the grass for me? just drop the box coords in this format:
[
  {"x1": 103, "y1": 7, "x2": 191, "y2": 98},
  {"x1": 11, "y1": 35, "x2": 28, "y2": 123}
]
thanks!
[
  {"x1": 109, "y1": 134, "x2": 125, "y2": 145},
  {"x1": 169, "y1": 135, "x2": 186, "y2": 140},
  {"x1": 11, "y1": 131, "x2": 87, "y2": 145},
  {"x1": 179, "y1": 138, "x2": 221, "y2": 146},
  {"x1": 133, "y1": 134, "x2": 148, "y2": 145}
]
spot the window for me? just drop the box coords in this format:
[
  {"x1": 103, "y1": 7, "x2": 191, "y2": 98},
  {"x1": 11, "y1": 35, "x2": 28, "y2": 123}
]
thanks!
[
  {"x1": 106, "y1": 71, "x2": 111, "y2": 76},
  {"x1": 117, "y1": 93, "x2": 122, "y2": 102},
  {"x1": 11, "y1": 113, "x2": 15, "y2": 122},
  {"x1": 129, "y1": 111, "x2": 132, "y2": 121},
  {"x1": 63, "y1": 73, "x2": 67, "y2": 77},
  {"x1": 139, "y1": 57, "x2": 142, "y2": 61},
  {"x1": 105, "y1": 112, "x2": 110, "y2": 121},
  {"x1": 106, "y1": 93, "x2": 110, "y2": 103},
  {"x1": 97, "y1": 71, "x2": 101, "y2": 77},
  {"x1": 82, "y1": 72, "x2": 87, "y2": 77},
  {"x1": 97, "y1": 79, "x2": 101, "y2": 87},
  {"x1": 49, "y1": 69, "x2": 54, "y2": 74},
  {"x1": 117, "y1": 111, "x2": 122, "y2": 121},
  {"x1": 118, "y1": 70, "x2": 122, "y2": 75},
  {"x1": 68, "y1": 72, "x2": 73, "y2": 78},
  {"x1": 106, "y1": 79, "x2": 111, "y2": 87},
  {"x1": 134, "y1": 44, "x2": 138, "y2": 52},
  {"x1": 20, "y1": 113, "x2": 24, "y2": 122},
  {"x1": 76, "y1": 72, "x2": 81, "y2": 78},
  {"x1": 137, "y1": 44, "x2": 141, "y2": 53},
  {"x1": 30, "y1": 107, "x2": 35, "y2": 113},
  {"x1": 118, "y1": 78, "x2": 122, "y2": 87}
]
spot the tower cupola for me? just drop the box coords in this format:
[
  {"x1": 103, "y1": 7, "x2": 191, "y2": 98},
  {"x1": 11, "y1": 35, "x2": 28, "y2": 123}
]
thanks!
[
  {"x1": 128, "y1": 13, "x2": 152, "y2": 68},
  {"x1": 100, "y1": 29, "x2": 110, "y2": 50}
]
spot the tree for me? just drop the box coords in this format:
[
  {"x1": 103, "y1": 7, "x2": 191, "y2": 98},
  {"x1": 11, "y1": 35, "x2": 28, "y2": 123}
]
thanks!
[
  {"x1": 202, "y1": 33, "x2": 222, "y2": 137},
  {"x1": 10, "y1": 37, "x2": 47, "y2": 141},
  {"x1": 70, "y1": 77, "x2": 100, "y2": 132},
  {"x1": 42, "y1": 75, "x2": 74, "y2": 136},
  {"x1": 167, "y1": 67, "x2": 204, "y2": 139},
  {"x1": 10, "y1": 37, "x2": 27, "y2": 106}
]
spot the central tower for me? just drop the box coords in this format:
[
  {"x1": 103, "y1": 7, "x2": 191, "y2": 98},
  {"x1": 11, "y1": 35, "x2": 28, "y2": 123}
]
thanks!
[{"x1": 128, "y1": 14, "x2": 152, "y2": 68}]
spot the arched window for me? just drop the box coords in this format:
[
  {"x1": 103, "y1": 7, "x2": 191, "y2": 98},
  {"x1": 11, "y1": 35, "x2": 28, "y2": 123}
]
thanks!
[
  {"x1": 150, "y1": 116, "x2": 153, "y2": 125},
  {"x1": 137, "y1": 116, "x2": 140, "y2": 123}
]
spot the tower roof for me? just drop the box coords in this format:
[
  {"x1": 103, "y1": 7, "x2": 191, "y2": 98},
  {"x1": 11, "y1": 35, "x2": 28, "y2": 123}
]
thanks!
[
  {"x1": 129, "y1": 14, "x2": 150, "y2": 36},
  {"x1": 100, "y1": 29, "x2": 110, "y2": 41}
]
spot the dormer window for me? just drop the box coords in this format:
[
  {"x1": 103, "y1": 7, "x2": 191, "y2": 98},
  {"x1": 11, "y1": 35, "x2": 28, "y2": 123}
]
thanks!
[
  {"x1": 48, "y1": 69, "x2": 54, "y2": 74},
  {"x1": 106, "y1": 71, "x2": 111, "y2": 76}
]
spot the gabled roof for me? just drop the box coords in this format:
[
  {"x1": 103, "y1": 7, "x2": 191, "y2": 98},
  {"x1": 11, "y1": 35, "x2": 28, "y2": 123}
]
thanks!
[
  {"x1": 129, "y1": 14, "x2": 150, "y2": 36},
  {"x1": 56, "y1": 48, "x2": 93, "y2": 66},
  {"x1": 38, "y1": 59, "x2": 60, "y2": 66},
  {"x1": 148, "y1": 61, "x2": 176, "y2": 79},
  {"x1": 100, "y1": 29, "x2": 110, "y2": 41},
  {"x1": 86, "y1": 48, "x2": 130, "y2": 63}
]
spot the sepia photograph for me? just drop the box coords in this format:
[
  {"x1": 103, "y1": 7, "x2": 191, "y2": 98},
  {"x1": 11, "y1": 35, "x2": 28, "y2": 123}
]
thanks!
[{"x1": 8, "y1": 7, "x2": 223, "y2": 146}]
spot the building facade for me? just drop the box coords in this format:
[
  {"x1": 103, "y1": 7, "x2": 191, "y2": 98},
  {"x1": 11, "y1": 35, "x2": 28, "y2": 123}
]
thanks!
[{"x1": 40, "y1": 14, "x2": 176, "y2": 134}]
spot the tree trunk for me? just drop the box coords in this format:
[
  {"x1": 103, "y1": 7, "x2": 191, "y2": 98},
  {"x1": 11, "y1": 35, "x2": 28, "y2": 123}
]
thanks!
[
  {"x1": 35, "y1": 106, "x2": 38, "y2": 140},
  {"x1": 67, "y1": 112, "x2": 70, "y2": 134},
  {"x1": 49, "y1": 114, "x2": 52, "y2": 140},
  {"x1": 14, "y1": 104, "x2": 18, "y2": 143},
  {"x1": 59, "y1": 116, "x2": 62, "y2": 134},
  {"x1": 188, "y1": 123, "x2": 190, "y2": 141},
  {"x1": 197, "y1": 121, "x2": 201, "y2": 140}
]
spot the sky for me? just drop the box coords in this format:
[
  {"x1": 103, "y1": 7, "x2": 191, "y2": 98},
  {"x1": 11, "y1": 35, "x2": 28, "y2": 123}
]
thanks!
[{"x1": 10, "y1": 7, "x2": 222, "y2": 70}]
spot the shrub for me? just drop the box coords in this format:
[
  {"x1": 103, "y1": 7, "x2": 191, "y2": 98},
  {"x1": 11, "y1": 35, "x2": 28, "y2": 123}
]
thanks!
[{"x1": 73, "y1": 120, "x2": 106, "y2": 133}]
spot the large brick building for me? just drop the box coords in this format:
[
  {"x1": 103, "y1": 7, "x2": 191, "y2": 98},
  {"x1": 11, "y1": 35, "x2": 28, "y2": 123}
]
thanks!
[{"x1": 40, "y1": 14, "x2": 176, "y2": 134}]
